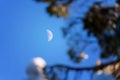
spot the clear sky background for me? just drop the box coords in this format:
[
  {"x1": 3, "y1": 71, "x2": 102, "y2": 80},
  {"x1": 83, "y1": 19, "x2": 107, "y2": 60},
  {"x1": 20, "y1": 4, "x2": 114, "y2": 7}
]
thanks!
[{"x1": 0, "y1": 0, "x2": 116, "y2": 80}]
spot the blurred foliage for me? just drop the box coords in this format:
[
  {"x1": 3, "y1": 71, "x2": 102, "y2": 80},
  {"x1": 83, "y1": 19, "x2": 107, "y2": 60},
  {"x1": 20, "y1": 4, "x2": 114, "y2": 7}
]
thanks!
[
  {"x1": 35, "y1": 0, "x2": 73, "y2": 17},
  {"x1": 35, "y1": 0, "x2": 120, "y2": 60},
  {"x1": 35, "y1": 0, "x2": 120, "y2": 80},
  {"x1": 84, "y1": 2, "x2": 120, "y2": 58},
  {"x1": 46, "y1": 4, "x2": 69, "y2": 17}
]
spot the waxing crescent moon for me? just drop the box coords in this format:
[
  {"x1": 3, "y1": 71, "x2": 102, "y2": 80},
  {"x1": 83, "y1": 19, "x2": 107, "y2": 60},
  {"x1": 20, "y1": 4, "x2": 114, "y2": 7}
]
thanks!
[{"x1": 46, "y1": 29, "x2": 53, "y2": 42}]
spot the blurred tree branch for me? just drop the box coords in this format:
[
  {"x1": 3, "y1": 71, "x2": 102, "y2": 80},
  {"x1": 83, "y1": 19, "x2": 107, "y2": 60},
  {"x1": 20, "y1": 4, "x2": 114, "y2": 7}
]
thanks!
[{"x1": 47, "y1": 59, "x2": 120, "y2": 71}]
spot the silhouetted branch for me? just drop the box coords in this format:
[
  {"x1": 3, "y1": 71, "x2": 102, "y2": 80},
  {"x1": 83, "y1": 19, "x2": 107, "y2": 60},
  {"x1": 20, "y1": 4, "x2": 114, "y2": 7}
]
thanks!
[{"x1": 47, "y1": 59, "x2": 120, "y2": 71}]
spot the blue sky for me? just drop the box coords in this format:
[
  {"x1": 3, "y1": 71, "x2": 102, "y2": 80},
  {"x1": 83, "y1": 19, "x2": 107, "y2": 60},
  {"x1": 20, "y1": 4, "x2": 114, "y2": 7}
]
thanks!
[
  {"x1": 0, "y1": 0, "x2": 69, "y2": 79},
  {"x1": 0, "y1": 0, "x2": 116, "y2": 80}
]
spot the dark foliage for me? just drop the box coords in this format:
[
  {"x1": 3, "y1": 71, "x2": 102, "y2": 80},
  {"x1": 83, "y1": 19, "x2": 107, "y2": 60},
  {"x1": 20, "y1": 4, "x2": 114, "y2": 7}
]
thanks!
[
  {"x1": 34, "y1": 0, "x2": 120, "y2": 80},
  {"x1": 83, "y1": 2, "x2": 120, "y2": 58}
]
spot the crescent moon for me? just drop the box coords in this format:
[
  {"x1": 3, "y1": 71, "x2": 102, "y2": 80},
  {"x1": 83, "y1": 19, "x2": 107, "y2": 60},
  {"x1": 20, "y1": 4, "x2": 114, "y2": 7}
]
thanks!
[{"x1": 46, "y1": 29, "x2": 53, "y2": 42}]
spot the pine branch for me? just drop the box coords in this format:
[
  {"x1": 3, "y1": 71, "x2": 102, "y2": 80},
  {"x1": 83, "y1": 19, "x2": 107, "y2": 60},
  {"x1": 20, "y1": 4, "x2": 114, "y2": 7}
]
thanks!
[{"x1": 47, "y1": 58, "x2": 120, "y2": 71}]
